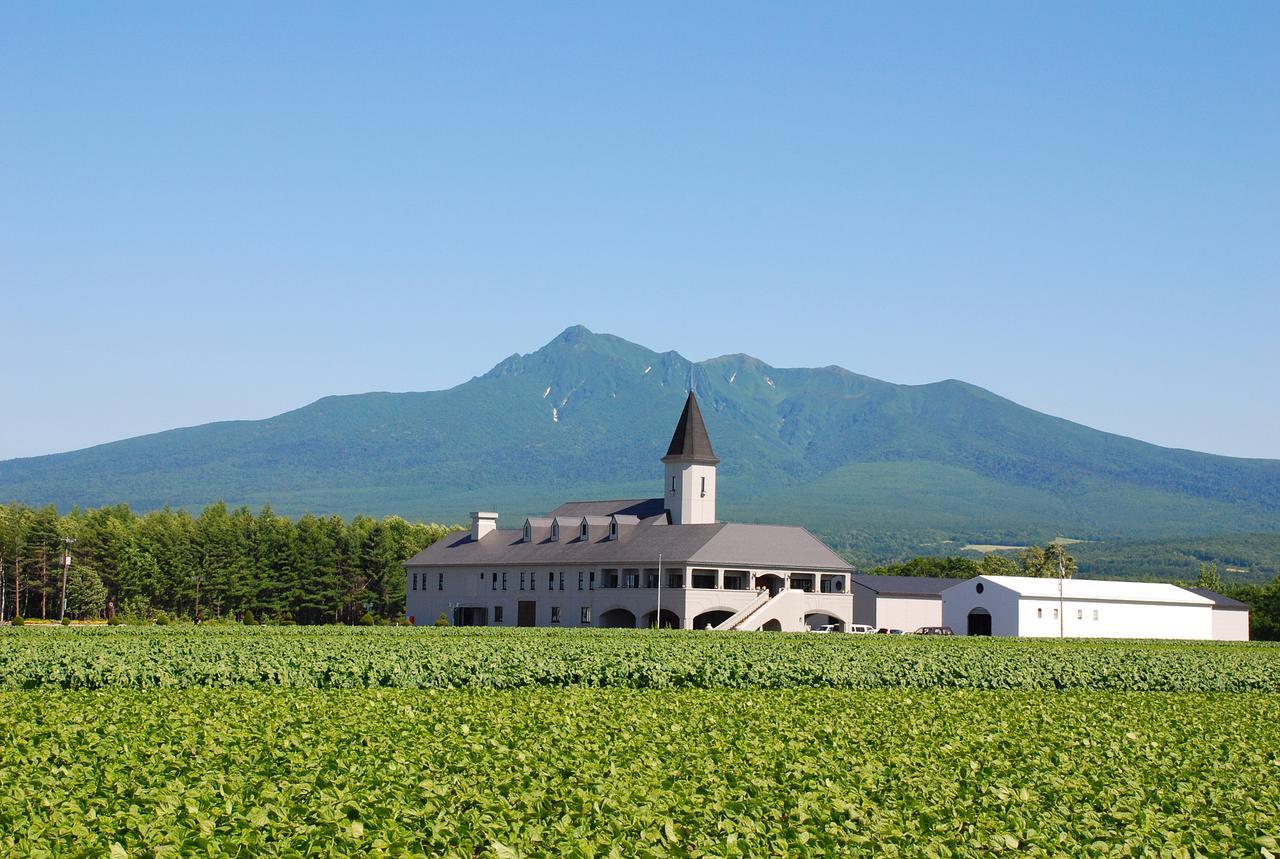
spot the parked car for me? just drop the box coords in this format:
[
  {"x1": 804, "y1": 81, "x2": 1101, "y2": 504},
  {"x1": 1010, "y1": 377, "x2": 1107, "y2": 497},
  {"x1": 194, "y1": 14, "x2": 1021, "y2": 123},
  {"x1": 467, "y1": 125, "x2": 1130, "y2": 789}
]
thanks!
[
  {"x1": 913, "y1": 626, "x2": 954, "y2": 635},
  {"x1": 876, "y1": 627, "x2": 907, "y2": 635},
  {"x1": 847, "y1": 624, "x2": 877, "y2": 635},
  {"x1": 814, "y1": 624, "x2": 839, "y2": 633}
]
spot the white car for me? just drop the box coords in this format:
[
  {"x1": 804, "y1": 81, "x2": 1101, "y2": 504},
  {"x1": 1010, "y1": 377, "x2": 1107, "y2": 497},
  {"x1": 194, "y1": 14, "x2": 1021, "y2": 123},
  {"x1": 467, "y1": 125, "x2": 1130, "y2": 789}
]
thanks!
[
  {"x1": 814, "y1": 624, "x2": 839, "y2": 633},
  {"x1": 847, "y1": 624, "x2": 876, "y2": 635}
]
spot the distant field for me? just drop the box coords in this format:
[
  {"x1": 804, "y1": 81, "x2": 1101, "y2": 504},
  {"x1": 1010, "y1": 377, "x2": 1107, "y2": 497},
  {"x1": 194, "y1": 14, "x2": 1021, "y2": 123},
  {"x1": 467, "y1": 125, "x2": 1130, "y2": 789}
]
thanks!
[
  {"x1": 3, "y1": 626, "x2": 1278, "y2": 692},
  {"x1": 2, "y1": 688, "x2": 1276, "y2": 856}
]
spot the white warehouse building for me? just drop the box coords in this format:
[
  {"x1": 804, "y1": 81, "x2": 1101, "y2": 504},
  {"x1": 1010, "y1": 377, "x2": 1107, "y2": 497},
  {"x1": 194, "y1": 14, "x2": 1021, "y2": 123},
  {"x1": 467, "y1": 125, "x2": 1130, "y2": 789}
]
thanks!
[{"x1": 940, "y1": 575, "x2": 1249, "y2": 640}]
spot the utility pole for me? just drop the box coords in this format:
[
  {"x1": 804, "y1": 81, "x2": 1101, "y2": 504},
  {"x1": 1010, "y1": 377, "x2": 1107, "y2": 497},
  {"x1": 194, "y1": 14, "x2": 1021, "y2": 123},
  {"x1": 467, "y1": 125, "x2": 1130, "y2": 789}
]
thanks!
[
  {"x1": 59, "y1": 537, "x2": 75, "y2": 622},
  {"x1": 656, "y1": 553, "x2": 663, "y2": 628},
  {"x1": 192, "y1": 573, "x2": 203, "y2": 622},
  {"x1": 1058, "y1": 552, "x2": 1065, "y2": 639}
]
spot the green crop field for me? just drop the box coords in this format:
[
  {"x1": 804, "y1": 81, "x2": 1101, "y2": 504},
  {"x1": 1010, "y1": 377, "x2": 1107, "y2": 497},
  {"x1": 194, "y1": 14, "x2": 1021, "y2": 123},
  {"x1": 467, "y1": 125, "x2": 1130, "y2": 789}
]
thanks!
[
  {"x1": 2, "y1": 628, "x2": 1279, "y2": 856},
  {"x1": 1, "y1": 689, "x2": 1278, "y2": 857},
  {"x1": 2, "y1": 626, "x2": 1279, "y2": 692}
]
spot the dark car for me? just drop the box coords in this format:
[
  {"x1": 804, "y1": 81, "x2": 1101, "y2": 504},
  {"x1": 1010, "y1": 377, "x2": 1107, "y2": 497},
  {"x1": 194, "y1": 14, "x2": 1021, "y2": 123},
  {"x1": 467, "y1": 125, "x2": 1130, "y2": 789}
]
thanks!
[{"x1": 912, "y1": 626, "x2": 954, "y2": 635}]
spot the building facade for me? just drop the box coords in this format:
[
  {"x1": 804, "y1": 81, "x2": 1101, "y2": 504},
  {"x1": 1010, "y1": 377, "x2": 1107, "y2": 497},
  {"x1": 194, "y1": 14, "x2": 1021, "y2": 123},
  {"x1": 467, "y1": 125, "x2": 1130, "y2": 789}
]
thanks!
[
  {"x1": 405, "y1": 392, "x2": 854, "y2": 631},
  {"x1": 940, "y1": 575, "x2": 1223, "y2": 640},
  {"x1": 850, "y1": 574, "x2": 960, "y2": 631}
]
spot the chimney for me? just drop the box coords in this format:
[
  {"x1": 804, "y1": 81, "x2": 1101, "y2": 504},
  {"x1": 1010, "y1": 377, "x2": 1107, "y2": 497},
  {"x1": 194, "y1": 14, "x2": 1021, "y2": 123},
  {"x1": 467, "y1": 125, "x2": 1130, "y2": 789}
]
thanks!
[{"x1": 470, "y1": 511, "x2": 498, "y2": 542}]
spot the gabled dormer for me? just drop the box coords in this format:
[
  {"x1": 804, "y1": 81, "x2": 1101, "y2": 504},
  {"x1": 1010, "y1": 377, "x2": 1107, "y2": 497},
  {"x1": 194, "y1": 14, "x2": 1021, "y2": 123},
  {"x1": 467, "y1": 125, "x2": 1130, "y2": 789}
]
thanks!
[{"x1": 523, "y1": 517, "x2": 553, "y2": 543}]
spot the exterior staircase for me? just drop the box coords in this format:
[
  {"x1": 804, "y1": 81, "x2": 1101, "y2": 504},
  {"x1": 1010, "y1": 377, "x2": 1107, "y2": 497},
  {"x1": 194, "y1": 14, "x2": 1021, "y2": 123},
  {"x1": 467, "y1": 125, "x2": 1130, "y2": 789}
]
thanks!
[{"x1": 713, "y1": 588, "x2": 777, "y2": 631}]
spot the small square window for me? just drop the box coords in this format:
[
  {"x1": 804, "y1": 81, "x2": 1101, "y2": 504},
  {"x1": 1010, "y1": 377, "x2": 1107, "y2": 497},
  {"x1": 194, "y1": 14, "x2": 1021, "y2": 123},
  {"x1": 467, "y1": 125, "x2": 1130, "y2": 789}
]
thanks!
[{"x1": 551, "y1": 606, "x2": 561, "y2": 624}]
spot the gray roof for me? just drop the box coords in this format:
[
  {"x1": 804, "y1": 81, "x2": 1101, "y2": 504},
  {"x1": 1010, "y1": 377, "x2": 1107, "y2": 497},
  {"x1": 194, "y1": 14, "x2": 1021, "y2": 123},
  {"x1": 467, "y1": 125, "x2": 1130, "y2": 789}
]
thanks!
[
  {"x1": 406, "y1": 500, "x2": 850, "y2": 572},
  {"x1": 1185, "y1": 587, "x2": 1250, "y2": 611},
  {"x1": 662, "y1": 391, "x2": 719, "y2": 465},
  {"x1": 851, "y1": 574, "x2": 962, "y2": 597}
]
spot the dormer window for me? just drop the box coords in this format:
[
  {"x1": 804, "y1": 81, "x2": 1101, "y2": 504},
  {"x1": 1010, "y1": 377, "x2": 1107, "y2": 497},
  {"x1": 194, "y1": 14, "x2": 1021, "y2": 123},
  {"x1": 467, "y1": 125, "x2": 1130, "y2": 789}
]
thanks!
[
  {"x1": 609, "y1": 520, "x2": 618, "y2": 539},
  {"x1": 523, "y1": 522, "x2": 532, "y2": 542},
  {"x1": 551, "y1": 522, "x2": 559, "y2": 541},
  {"x1": 580, "y1": 522, "x2": 588, "y2": 539}
]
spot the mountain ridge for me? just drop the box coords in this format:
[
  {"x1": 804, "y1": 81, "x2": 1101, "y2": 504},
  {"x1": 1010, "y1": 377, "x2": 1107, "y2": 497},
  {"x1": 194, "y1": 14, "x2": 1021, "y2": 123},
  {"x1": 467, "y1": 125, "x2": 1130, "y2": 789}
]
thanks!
[{"x1": 1, "y1": 325, "x2": 1277, "y2": 545}]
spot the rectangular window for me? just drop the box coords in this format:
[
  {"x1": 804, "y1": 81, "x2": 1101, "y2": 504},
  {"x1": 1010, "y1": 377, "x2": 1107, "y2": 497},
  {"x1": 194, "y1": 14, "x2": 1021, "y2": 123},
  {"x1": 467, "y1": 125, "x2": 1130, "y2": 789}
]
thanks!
[
  {"x1": 492, "y1": 572, "x2": 497, "y2": 591},
  {"x1": 558, "y1": 571, "x2": 564, "y2": 591},
  {"x1": 531, "y1": 571, "x2": 535, "y2": 591},
  {"x1": 1037, "y1": 607, "x2": 1042, "y2": 619},
  {"x1": 520, "y1": 572, "x2": 525, "y2": 591},
  {"x1": 581, "y1": 606, "x2": 591, "y2": 624},
  {"x1": 578, "y1": 571, "x2": 584, "y2": 591},
  {"x1": 437, "y1": 572, "x2": 443, "y2": 591},
  {"x1": 494, "y1": 606, "x2": 504, "y2": 623},
  {"x1": 412, "y1": 572, "x2": 417, "y2": 591},
  {"x1": 1077, "y1": 609, "x2": 1083, "y2": 620},
  {"x1": 549, "y1": 571, "x2": 555, "y2": 590},
  {"x1": 589, "y1": 571, "x2": 596, "y2": 590},
  {"x1": 700, "y1": 476, "x2": 706, "y2": 496},
  {"x1": 1093, "y1": 609, "x2": 1099, "y2": 621},
  {"x1": 671, "y1": 475, "x2": 677, "y2": 493},
  {"x1": 502, "y1": 572, "x2": 508, "y2": 591},
  {"x1": 551, "y1": 606, "x2": 561, "y2": 623},
  {"x1": 1052, "y1": 608, "x2": 1058, "y2": 620}
]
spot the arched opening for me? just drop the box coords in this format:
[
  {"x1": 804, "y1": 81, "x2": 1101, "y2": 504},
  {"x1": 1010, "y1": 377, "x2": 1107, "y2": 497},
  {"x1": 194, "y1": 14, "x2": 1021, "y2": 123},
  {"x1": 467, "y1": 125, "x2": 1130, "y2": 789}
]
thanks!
[
  {"x1": 693, "y1": 609, "x2": 734, "y2": 630},
  {"x1": 642, "y1": 608, "x2": 680, "y2": 629},
  {"x1": 805, "y1": 612, "x2": 846, "y2": 632},
  {"x1": 967, "y1": 608, "x2": 992, "y2": 636},
  {"x1": 756, "y1": 574, "x2": 785, "y2": 596},
  {"x1": 598, "y1": 608, "x2": 637, "y2": 629},
  {"x1": 761, "y1": 619, "x2": 783, "y2": 632}
]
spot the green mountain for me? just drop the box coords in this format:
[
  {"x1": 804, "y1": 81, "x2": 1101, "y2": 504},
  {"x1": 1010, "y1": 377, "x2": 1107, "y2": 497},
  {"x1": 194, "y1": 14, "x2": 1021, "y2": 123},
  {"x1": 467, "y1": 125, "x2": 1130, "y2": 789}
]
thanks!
[{"x1": 2, "y1": 325, "x2": 1278, "y2": 552}]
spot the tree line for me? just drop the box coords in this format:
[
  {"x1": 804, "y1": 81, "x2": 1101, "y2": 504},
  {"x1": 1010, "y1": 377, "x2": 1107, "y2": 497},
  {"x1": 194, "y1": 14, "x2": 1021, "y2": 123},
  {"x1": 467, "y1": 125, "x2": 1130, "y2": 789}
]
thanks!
[
  {"x1": 0, "y1": 502, "x2": 457, "y2": 624},
  {"x1": 867, "y1": 543, "x2": 1078, "y2": 580}
]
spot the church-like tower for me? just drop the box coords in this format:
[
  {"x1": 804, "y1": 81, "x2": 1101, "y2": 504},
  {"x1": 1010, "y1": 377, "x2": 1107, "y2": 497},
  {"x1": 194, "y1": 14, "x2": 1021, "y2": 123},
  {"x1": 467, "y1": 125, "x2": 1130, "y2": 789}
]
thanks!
[{"x1": 662, "y1": 391, "x2": 719, "y2": 525}]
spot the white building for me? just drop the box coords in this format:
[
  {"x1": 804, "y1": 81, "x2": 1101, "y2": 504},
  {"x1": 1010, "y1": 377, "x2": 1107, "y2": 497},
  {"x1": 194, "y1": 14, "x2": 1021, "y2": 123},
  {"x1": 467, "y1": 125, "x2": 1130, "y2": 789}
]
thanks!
[
  {"x1": 940, "y1": 575, "x2": 1225, "y2": 640},
  {"x1": 405, "y1": 392, "x2": 854, "y2": 632},
  {"x1": 1186, "y1": 587, "x2": 1251, "y2": 641},
  {"x1": 850, "y1": 575, "x2": 959, "y2": 632}
]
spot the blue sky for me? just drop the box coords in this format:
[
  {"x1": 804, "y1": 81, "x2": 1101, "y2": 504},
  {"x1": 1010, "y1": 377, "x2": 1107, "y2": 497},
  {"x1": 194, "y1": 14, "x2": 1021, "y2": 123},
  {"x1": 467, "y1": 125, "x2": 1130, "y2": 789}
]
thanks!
[{"x1": 2, "y1": 2, "x2": 1277, "y2": 460}]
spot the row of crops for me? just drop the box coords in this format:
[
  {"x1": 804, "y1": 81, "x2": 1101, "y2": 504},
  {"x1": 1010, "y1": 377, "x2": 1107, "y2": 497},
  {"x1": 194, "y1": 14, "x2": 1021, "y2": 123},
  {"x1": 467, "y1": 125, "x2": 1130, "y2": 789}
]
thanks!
[
  {"x1": 1, "y1": 687, "x2": 1276, "y2": 856},
  {"x1": 2, "y1": 626, "x2": 1278, "y2": 691}
]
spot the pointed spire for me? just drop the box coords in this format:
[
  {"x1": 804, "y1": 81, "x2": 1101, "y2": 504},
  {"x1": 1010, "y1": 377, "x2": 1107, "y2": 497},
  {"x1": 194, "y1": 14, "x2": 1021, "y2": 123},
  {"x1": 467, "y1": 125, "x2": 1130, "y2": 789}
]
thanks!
[{"x1": 663, "y1": 391, "x2": 719, "y2": 465}]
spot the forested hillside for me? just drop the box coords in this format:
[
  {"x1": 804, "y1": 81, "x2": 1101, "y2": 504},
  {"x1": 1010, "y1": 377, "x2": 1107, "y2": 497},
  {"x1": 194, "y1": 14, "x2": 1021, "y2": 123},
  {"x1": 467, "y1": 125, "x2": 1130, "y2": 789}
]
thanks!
[{"x1": 1, "y1": 326, "x2": 1277, "y2": 555}]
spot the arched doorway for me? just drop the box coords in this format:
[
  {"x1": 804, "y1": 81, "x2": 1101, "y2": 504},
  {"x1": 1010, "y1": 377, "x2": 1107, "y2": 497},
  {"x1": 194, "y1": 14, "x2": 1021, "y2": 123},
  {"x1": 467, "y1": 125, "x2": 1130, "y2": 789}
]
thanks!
[
  {"x1": 693, "y1": 609, "x2": 734, "y2": 630},
  {"x1": 761, "y1": 619, "x2": 783, "y2": 632},
  {"x1": 642, "y1": 609, "x2": 680, "y2": 629},
  {"x1": 756, "y1": 574, "x2": 784, "y2": 596},
  {"x1": 599, "y1": 608, "x2": 637, "y2": 628},
  {"x1": 805, "y1": 613, "x2": 846, "y2": 632},
  {"x1": 967, "y1": 608, "x2": 992, "y2": 636}
]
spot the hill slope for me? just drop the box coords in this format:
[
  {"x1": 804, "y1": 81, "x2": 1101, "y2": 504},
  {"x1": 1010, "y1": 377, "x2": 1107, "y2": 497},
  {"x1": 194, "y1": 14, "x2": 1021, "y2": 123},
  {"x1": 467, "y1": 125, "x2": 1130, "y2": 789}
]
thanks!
[{"x1": 2, "y1": 326, "x2": 1277, "y2": 545}]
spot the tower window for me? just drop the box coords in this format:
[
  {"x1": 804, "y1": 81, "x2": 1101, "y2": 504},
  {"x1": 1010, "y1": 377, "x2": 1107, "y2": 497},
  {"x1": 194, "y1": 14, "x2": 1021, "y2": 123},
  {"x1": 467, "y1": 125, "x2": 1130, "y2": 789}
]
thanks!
[
  {"x1": 700, "y1": 476, "x2": 706, "y2": 497},
  {"x1": 671, "y1": 476, "x2": 676, "y2": 494}
]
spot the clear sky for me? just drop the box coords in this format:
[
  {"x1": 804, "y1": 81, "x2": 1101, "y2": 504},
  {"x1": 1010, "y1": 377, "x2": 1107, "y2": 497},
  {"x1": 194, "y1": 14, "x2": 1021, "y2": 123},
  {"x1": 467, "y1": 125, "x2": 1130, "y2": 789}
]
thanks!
[{"x1": 2, "y1": 3, "x2": 1277, "y2": 461}]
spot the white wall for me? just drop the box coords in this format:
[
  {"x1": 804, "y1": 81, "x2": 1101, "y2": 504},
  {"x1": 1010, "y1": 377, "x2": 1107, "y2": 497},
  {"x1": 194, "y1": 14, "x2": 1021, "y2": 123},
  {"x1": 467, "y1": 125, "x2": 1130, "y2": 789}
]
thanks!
[
  {"x1": 664, "y1": 462, "x2": 717, "y2": 525},
  {"x1": 406, "y1": 564, "x2": 850, "y2": 631},
  {"x1": 874, "y1": 596, "x2": 945, "y2": 632},
  {"x1": 942, "y1": 578, "x2": 1215, "y2": 639},
  {"x1": 1212, "y1": 609, "x2": 1250, "y2": 642}
]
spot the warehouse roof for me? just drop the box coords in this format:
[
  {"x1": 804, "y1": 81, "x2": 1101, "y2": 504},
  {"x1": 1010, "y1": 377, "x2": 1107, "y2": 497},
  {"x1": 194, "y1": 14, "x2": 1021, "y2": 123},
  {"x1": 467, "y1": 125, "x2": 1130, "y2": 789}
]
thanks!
[
  {"x1": 850, "y1": 575, "x2": 962, "y2": 597},
  {"x1": 951, "y1": 575, "x2": 1214, "y2": 606},
  {"x1": 1185, "y1": 587, "x2": 1250, "y2": 611}
]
